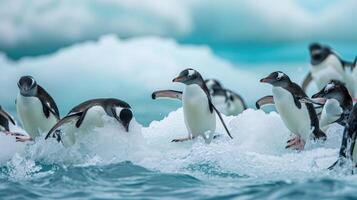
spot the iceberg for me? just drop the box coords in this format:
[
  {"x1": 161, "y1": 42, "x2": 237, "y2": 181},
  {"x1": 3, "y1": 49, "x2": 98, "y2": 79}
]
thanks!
[{"x1": 0, "y1": 35, "x2": 275, "y2": 124}]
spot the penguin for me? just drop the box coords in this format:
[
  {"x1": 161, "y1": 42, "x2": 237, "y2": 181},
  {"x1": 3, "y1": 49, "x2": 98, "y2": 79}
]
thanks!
[
  {"x1": 205, "y1": 79, "x2": 247, "y2": 116},
  {"x1": 205, "y1": 79, "x2": 224, "y2": 92},
  {"x1": 328, "y1": 103, "x2": 357, "y2": 170},
  {"x1": 16, "y1": 76, "x2": 60, "y2": 140},
  {"x1": 258, "y1": 71, "x2": 326, "y2": 150},
  {"x1": 302, "y1": 43, "x2": 356, "y2": 97},
  {"x1": 300, "y1": 80, "x2": 352, "y2": 132},
  {"x1": 0, "y1": 105, "x2": 31, "y2": 142},
  {"x1": 152, "y1": 68, "x2": 233, "y2": 142},
  {"x1": 45, "y1": 98, "x2": 133, "y2": 147},
  {"x1": 0, "y1": 106, "x2": 16, "y2": 132},
  {"x1": 211, "y1": 88, "x2": 247, "y2": 116}
]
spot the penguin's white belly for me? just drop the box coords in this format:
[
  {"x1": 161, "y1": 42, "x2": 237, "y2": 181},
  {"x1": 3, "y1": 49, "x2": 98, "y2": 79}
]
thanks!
[
  {"x1": 319, "y1": 99, "x2": 342, "y2": 131},
  {"x1": 16, "y1": 95, "x2": 58, "y2": 139},
  {"x1": 78, "y1": 106, "x2": 106, "y2": 129},
  {"x1": 211, "y1": 96, "x2": 229, "y2": 116},
  {"x1": 227, "y1": 98, "x2": 245, "y2": 116},
  {"x1": 311, "y1": 66, "x2": 343, "y2": 90},
  {"x1": 273, "y1": 87, "x2": 311, "y2": 140},
  {"x1": 61, "y1": 106, "x2": 106, "y2": 147},
  {"x1": 211, "y1": 96, "x2": 244, "y2": 116},
  {"x1": 183, "y1": 85, "x2": 216, "y2": 137}
]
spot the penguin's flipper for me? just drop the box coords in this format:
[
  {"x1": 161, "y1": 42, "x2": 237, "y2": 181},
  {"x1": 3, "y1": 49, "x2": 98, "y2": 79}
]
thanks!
[
  {"x1": 293, "y1": 96, "x2": 302, "y2": 109},
  {"x1": 0, "y1": 107, "x2": 15, "y2": 125},
  {"x1": 299, "y1": 97, "x2": 325, "y2": 106},
  {"x1": 171, "y1": 137, "x2": 193, "y2": 142},
  {"x1": 45, "y1": 113, "x2": 81, "y2": 140},
  {"x1": 211, "y1": 103, "x2": 233, "y2": 139},
  {"x1": 301, "y1": 72, "x2": 312, "y2": 92},
  {"x1": 152, "y1": 90, "x2": 182, "y2": 100},
  {"x1": 255, "y1": 95, "x2": 274, "y2": 109},
  {"x1": 75, "y1": 110, "x2": 88, "y2": 128},
  {"x1": 37, "y1": 86, "x2": 60, "y2": 120},
  {"x1": 327, "y1": 158, "x2": 346, "y2": 170}
]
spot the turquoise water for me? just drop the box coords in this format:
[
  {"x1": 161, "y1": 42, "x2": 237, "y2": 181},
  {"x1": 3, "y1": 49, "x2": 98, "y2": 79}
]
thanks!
[
  {"x1": 1, "y1": 39, "x2": 357, "y2": 200},
  {"x1": 1, "y1": 161, "x2": 357, "y2": 199}
]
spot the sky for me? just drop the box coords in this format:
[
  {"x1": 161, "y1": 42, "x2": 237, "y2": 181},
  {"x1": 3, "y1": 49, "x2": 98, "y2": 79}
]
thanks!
[{"x1": 0, "y1": 0, "x2": 356, "y2": 59}]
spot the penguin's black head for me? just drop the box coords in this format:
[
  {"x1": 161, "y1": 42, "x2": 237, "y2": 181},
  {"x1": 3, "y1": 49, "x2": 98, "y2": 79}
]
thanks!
[
  {"x1": 309, "y1": 43, "x2": 332, "y2": 65},
  {"x1": 205, "y1": 79, "x2": 223, "y2": 91},
  {"x1": 18, "y1": 76, "x2": 38, "y2": 96},
  {"x1": 173, "y1": 68, "x2": 203, "y2": 85},
  {"x1": 224, "y1": 90, "x2": 236, "y2": 104},
  {"x1": 260, "y1": 71, "x2": 291, "y2": 88},
  {"x1": 119, "y1": 108, "x2": 133, "y2": 132},
  {"x1": 312, "y1": 80, "x2": 352, "y2": 108}
]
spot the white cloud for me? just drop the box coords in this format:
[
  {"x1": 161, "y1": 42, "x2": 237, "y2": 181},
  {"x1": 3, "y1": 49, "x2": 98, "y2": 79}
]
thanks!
[
  {"x1": 0, "y1": 0, "x2": 356, "y2": 53},
  {"x1": 0, "y1": 0, "x2": 192, "y2": 48}
]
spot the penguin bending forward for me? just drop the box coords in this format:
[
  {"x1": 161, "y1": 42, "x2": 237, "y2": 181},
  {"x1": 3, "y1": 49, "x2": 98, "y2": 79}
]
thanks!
[
  {"x1": 212, "y1": 88, "x2": 247, "y2": 116},
  {"x1": 45, "y1": 98, "x2": 133, "y2": 147},
  {"x1": 300, "y1": 80, "x2": 352, "y2": 132},
  {"x1": 257, "y1": 71, "x2": 326, "y2": 150},
  {"x1": 152, "y1": 68, "x2": 233, "y2": 142},
  {"x1": 0, "y1": 106, "x2": 16, "y2": 132},
  {"x1": 0, "y1": 106, "x2": 30, "y2": 142},
  {"x1": 16, "y1": 76, "x2": 60, "y2": 141},
  {"x1": 205, "y1": 79, "x2": 247, "y2": 116},
  {"x1": 302, "y1": 43, "x2": 356, "y2": 97}
]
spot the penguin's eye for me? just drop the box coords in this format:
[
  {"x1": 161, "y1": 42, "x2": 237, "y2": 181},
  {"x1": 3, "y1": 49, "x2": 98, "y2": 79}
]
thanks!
[{"x1": 276, "y1": 76, "x2": 281, "y2": 81}]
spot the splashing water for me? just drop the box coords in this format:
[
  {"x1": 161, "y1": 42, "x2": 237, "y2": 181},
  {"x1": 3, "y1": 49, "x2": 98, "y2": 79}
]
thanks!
[{"x1": 0, "y1": 108, "x2": 353, "y2": 199}]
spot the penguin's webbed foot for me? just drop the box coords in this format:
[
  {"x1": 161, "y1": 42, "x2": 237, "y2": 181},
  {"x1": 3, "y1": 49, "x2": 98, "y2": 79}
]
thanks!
[
  {"x1": 171, "y1": 137, "x2": 193, "y2": 143},
  {"x1": 15, "y1": 135, "x2": 33, "y2": 142},
  {"x1": 285, "y1": 136, "x2": 305, "y2": 151},
  {"x1": 53, "y1": 130, "x2": 62, "y2": 143}
]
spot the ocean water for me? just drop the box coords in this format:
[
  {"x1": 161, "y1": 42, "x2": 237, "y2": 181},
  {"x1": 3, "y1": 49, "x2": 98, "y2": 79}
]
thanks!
[{"x1": 1, "y1": 36, "x2": 357, "y2": 199}]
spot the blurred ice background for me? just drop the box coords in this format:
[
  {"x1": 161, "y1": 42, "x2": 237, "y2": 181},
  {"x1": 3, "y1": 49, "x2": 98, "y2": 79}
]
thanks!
[{"x1": 1, "y1": 0, "x2": 356, "y2": 58}]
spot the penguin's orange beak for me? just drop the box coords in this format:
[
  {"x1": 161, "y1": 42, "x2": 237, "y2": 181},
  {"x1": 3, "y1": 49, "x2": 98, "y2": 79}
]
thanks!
[
  {"x1": 260, "y1": 77, "x2": 274, "y2": 83},
  {"x1": 173, "y1": 76, "x2": 186, "y2": 83}
]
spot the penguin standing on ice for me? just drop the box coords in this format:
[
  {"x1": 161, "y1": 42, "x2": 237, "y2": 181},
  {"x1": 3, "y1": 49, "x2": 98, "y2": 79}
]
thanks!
[
  {"x1": 300, "y1": 80, "x2": 352, "y2": 132},
  {"x1": 302, "y1": 43, "x2": 356, "y2": 96},
  {"x1": 205, "y1": 79, "x2": 247, "y2": 116},
  {"x1": 0, "y1": 106, "x2": 16, "y2": 132},
  {"x1": 152, "y1": 68, "x2": 233, "y2": 142},
  {"x1": 45, "y1": 98, "x2": 133, "y2": 147},
  {"x1": 16, "y1": 76, "x2": 60, "y2": 141},
  {"x1": 257, "y1": 71, "x2": 326, "y2": 150}
]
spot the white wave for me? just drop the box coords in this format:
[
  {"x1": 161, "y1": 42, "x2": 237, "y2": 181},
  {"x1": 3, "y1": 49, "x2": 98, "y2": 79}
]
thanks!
[
  {"x1": 0, "y1": 36, "x2": 264, "y2": 120},
  {"x1": 0, "y1": 125, "x2": 27, "y2": 164},
  {"x1": 1, "y1": 108, "x2": 345, "y2": 181},
  {"x1": 0, "y1": 34, "x2": 309, "y2": 118}
]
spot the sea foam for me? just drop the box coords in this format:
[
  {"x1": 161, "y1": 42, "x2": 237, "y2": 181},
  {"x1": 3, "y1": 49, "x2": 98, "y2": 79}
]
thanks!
[{"x1": 0, "y1": 108, "x2": 343, "y2": 181}]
